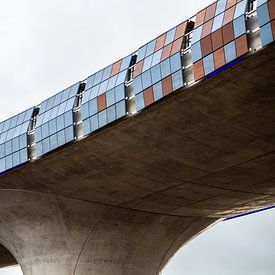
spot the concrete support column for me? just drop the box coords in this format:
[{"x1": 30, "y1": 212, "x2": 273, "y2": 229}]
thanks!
[{"x1": 0, "y1": 190, "x2": 215, "y2": 275}]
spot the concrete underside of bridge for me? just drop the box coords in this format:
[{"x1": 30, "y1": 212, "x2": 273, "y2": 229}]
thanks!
[{"x1": 0, "y1": 44, "x2": 275, "y2": 274}]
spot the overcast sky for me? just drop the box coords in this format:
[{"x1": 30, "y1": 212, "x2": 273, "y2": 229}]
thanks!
[{"x1": 0, "y1": 0, "x2": 275, "y2": 274}]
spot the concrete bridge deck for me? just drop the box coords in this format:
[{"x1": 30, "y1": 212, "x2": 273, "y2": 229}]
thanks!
[{"x1": 0, "y1": 42, "x2": 274, "y2": 274}]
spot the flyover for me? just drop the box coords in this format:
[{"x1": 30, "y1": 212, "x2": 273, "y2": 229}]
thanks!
[{"x1": 0, "y1": 0, "x2": 275, "y2": 274}]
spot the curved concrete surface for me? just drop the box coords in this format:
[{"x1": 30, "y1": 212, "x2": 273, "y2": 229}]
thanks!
[{"x1": 0, "y1": 44, "x2": 274, "y2": 274}]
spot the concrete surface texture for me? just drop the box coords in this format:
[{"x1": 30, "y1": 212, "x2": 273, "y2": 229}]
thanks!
[{"x1": 0, "y1": 43, "x2": 274, "y2": 274}]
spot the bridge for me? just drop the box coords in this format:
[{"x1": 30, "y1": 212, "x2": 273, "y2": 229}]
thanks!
[{"x1": 0, "y1": 0, "x2": 275, "y2": 274}]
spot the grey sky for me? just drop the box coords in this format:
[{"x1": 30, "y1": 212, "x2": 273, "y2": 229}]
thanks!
[{"x1": 0, "y1": 0, "x2": 274, "y2": 274}]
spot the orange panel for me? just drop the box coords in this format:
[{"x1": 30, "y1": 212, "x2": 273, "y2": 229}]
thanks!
[
  {"x1": 175, "y1": 21, "x2": 187, "y2": 40},
  {"x1": 143, "y1": 87, "x2": 154, "y2": 106},
  {"x1": 111, "y1": 59, "x2": 122, "y2": 76},
  {"x1": 268, "y1": 1, "x2": 275, "y2": 21},
  {"x1": 155, "y1": 33, "x2": 166, "y2": 52},
  {"x1": 195, "y1": 9, "x2": 206, "y2": 28},
  {"x1": 134, "y1": 60, "x2": 144, "y2": 78},
  {"x1": 235, "y1": 34, "x2": 248, "y2": 57},
  {"x1": 201, "y1": 35, "x2": 213, "y2": 57},
  {"x1": 171, "y1": 37, "x2": 183, "y2": 55},
  {"x1": 97, "y1": 93, "x2": 106, "y2": 112},
  {"x1": 213, "y1": 47, "x2": 226, "y2": 69},
  {"x1": 161, "y1": 76, "x2": 173, "y2": 96},
  {"x1": 211, "y1": 29, "x2": 223, "y2": 51},
  {"x1": 201, "y1": 19, "x2": 214, "y2": 38},
  {"x1": 193, "y1": 60, "x2": 204, "y2": 81},
  {"x1": 226, "y1": 0, "x2": 237, "y2": 9},
  {"x1": 204, "y1": 2, "x2": 217, "y2": 22},
  {"x1": 271, "y1": 20, "x2": 275, "y2": 40},
  {"x1": 222, "y1": 22, "x2": 234, "y2": 44},
  {"x1": 161, "y1": 43, "x2": 173, "y2": 61},
  {"x1": 223, "y1": 6, "x2": 235, "y2": 26}
]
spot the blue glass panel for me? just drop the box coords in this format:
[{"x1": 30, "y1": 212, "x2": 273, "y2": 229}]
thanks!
[
  {"x1": 82, "y1": 89, "x2": 91, "y2": 104},
  {"x1": 19, "y1": 134, "x2": 27, "y2": 149},
  {"x1": 65, "y1": 126, "x2": 74, "y2": 142},
  {"x1": 64, "y1": 97, "x2": 75, "y2": 112},
  {"x1": 233, "y1": 16, "x2": 246, "y2": 38},
  {"x1": 212, "y1": 13, "x2": 224, "y2": 32},
  {"x1": 107, "y1": 75, "x2": 118, "y2": 90},
  {"x1": 151, "y1": 49, "x2": 162, "y2": 67},
  {"x1": 136, "y1": 93, "x2": 145, "y2": 111},
  {"x1": 172, "y1": 70, "x2": 184, "y2": 91},
  {"x1": 42, "y1": 138, "x2": 50, "y2": 153},
  {"x1": 120, "y1": 55, "x2": 132, "y2": 71},
  {"x1": 81, "y1": 103, "x2": 90, "y2": 120},
  {"x1": 56, "y1": 115, "x2": 65, "y2": 132},
  {"x1": 61, "y1": 88, "x2": 70, "y2": 102},
  {"x1": 41, "y1": 123, "x2": 49, "y2": 139},
  {"x1": 36, "y1": 142, "x2": 43, "y2": 157},
  {"x1": 137, "y1": 45, "x2": 147, "y2": 62},
  {"x1": 49, "y1": 119, "x2": 57, "y2": 136},
  {"x1": 145, "y1": 40, "x2": 156, "y2": 57},
  {"x1": 165, "y1": 28, "x2": 176, "y2": 46},
  {"x1": 5, "y1": 141, "x2": 12, "y2": 155},
  {"x1": 0, "y1": 144, "x2": 4, "y2": 157},
  {"x1": 5, "y1": 155, "x2": 13, "y2": 169},
  {"x1": 102, "y1": 65, "x2": 112, "y2": 81},
  {"x1": 12, "y1": 137, "x2": 20, "y2": 153},
  {"x1": 191, "y1": 42, "x2": 202, "y2": 63},
  {"x1": 46, "y1": 96, "x2": 55, "y2": 111},
  {"x1": 141, "y1": 70, "x2": 152, "y2": 89},
  {"x1": 170, "y1": 53, "x2": 182, "y2": 73},
  {"x1": 98, "y1": 110, "x2": 107, "y2": 128},
  {"x1": 2, "y1": 120, "x2": 10, "y2": 132},
  {"x1": 160, "y1": 59, "x2": 171, "y2": 78},
  {"x1": 116, "y1": 70, "x2": 127, "y2": 85},
  {"x1": 49, "y1": 134, "x2": 58, "y2": 150},
  {"x1": 153, "y1": 82, "x2": 163, "y2": 101},
  {"x1": 107, "y1": 105, "x2": 116, "y2": 123},
  {"x1": 115, "y1": 84, "x2": 125, "y2": 102},
  {"x1": 106, "y1": 89, "x2": 115, "y2": 107},
  {"x1": 224, "y1": 41, "x2": 237, "y2": 63},
  {"x1": 260, "y1": 23, "x2": 273, "y2": 46},
  {"x1": 53, "y1": 92, "x2": 63, "y2": 107},
  {"x1": 9, "y1": 116, "x2": 17, "y2": 129},
  {"x1": 192, "y1": 26, "x2": 203, "y2": 44},
  {"x1": 89, "y1": 99, "x2": 98, "y2": 115},
  {"x1": 215, "y1": 0, "x2": 227, "y2": 16},
  {"x1": 257, "y1": 3, "x2": 270, "y2": 27},
  {"x1": 36, "y1": 127, "x2": 42, "y2": 142},
  {"x1": 86, "y1": 74, "x2": 95, "y2": 90},
  {"x1": 83, "y1": 119, "x2": 91, "y2": 136},
  {"x1": 69, "y1": 83, "x2": 80, "y2": 98},
  {"x1": 57, "y1": 130, "x2": 66, "y2": 147},
  {"x1": 64, "y1": 111, "x2": 73, "y2": 128},
  {"x1": 57, "y1": 101, "x2": 67, "y2": 116},
  {"x1": 20, "y1": 148, "x2": 28, "y2": 163},
  {"x1": 0, "y1": 158, "x2": 5, "y2": 173},
  {"x1": 90, "y1": 85, "x2": 100, "y2": 100},
  {"x1": 93, "y1": 70, "x2": 104, "y2": 86},
  {"x1": 116, "y1": 101, "x2": 126, "y2": 119},
  {"x1": 151, "y1": 64, "x2": 162, "y2": 84},
  {"x1": 98, "y1": 80, "x2": 108, "y2": 95},
  {"x1": 257, "y1": 0, "x2": 268, "y2": 8},
  {"x1": 133, "y1": 76, "x2": 143, "y2": 95},
  {"x1": 142, "y1": 55, "x2": 153, "y2": 72},
  {"x1": 234, "y1": 0, "x2": 248, "y2": 19},
  {"x1": 90, "y1": 114, "x2": 99, "y2": 132},
  {"x1": 12, "y1": 151, "x2": 20, "y2": 166},
  {"x1": 203, "y1": 54, "x2": 215, "y2": 75}
]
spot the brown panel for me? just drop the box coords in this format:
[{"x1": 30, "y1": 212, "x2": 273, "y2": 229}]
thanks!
[
  {"x1": 155, "y1": 33, "x2": 166, "y2": 52},
  {"x1": 193, "y1": 60, "x2": 204, "y2": 81},
  {"x1": 195, "y1": 9, "x2": 206, "y2": 28},
  {"x1": 226, "y1": 0, "x2": 237, "y2": 9},
  {"x1": 161, "y1": 76, "x2": 173, "y2": 96},
  {"x1": 111, "y1": 60, "x2": 122, "y2": 76},
  {"x1": 201, "y1": 35, "x2": 213, "y2": 57},
  {"x1": 175, "y1": 21, "x2": 187, "y2": 40},
  {"x1": 134, "y1": 60, "x2": 144, "y2": 78},
  {"x1": 143, "y1": 87, "x2": 154, "y2": 106},
  {"x1": 204, "y1": 2, "x2": 217, "y2": 22},
  {"x1": 201, "y1": 19, "x2": 214, "y2": 38},
  {"x1": 161, "y1": 43, "x2": 173, "y2": 61},
  {"x1": 97, "y1": 93, "x2": 106, "y2": 112},
  {"x1": 213, "y1": 47, "x2": 226, "y2": 69},
  {"x1": 223, "y1": 6, "x2": 235, "y2": 26},
  {"x1": 211, "y1": 28, "x2": 223, "y2": 51},
  {"x1": 171, "y1": 37, "x2": 183, "y2": 55},
  {"x1": 271, "y1": 20, "x2": 275, "y2": 40},
  {"x1": 268, "y1": 1, "x2": 275, "y2": 21},
  {"x1": 235, "y1": 34, "x2": 248, "y2": 57},
  {"x1": 222, "y1": 22, "x2": 234, "y2": 44}
]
